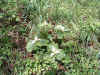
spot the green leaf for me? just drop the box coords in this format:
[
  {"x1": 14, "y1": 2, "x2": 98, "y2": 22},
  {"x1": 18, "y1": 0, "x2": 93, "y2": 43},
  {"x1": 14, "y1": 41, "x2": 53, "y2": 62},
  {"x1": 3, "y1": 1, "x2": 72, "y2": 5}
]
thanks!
[
  {"x1": 16, "y1": 17, "x2": 20, "y2": 22},
  {"x1": 56, "y1": 51, "x2": 65, "y2": 60},
  {"x1": 35, "y1": 39, "x2": 49, "y2": 46},
  {"x1": 62, "y1": 40, "x2": 75, "y2": 48},
  {"x1": 26, "y1": 40, "x2": 34, "y2": 52},
  {"x1": 45, "y1": 70, "x2": 56, "y2": 75},
  {"x1": 0, "y1": 61, "x2": 3, "y2": 66},
  {"x1": 57, "y1": 32, "x2": 64, "y2": 39}
]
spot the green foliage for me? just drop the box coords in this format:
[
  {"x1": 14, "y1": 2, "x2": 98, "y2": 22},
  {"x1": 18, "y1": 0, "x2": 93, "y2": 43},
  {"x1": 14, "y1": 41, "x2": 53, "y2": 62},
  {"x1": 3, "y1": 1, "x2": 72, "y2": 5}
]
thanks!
[{"x1": 1, "y1": 0, "x2": 100, "y2": 75}]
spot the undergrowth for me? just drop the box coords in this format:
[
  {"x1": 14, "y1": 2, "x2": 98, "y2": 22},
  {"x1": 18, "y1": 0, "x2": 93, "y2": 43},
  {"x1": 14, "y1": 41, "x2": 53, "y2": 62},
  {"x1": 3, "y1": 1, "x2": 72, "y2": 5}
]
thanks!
[{"x1": 0, "y1": 0, "x2": 100, "y2": 75}]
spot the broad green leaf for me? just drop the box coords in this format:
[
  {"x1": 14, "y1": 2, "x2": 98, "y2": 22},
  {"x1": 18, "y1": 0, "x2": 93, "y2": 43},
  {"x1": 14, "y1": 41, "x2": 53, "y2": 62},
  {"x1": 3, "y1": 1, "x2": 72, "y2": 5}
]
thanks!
[
  {"x1": 56, "y1": 51, "x2": 65, "y2": 60},
  {"x1": 26, "y1": 40, "x2": 34, "y2": 52}
]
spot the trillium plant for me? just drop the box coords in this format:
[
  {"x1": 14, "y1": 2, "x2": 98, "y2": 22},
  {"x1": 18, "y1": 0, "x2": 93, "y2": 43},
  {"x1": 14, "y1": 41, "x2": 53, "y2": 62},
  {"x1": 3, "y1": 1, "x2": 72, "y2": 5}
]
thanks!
[
  {"x1": 50, "y1": 45, "x2": 61, "y2": 57},
  {"x1": 55, "y1": 25, "x2": 65, "y2": 32},
  {"x1": 26, "y1": 36, "x2": 41, "y2": 52}
]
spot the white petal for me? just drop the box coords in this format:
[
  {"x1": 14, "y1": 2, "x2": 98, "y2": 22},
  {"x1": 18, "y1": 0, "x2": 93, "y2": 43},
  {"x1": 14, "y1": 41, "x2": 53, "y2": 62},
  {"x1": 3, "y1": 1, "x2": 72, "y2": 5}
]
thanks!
[
  {"x1": 55, "y1": 25, "x2": 65, "y2": 31},
  {"x1": 55, "y1": 50, "x2": 60, "y2": 54},
  {"x1": 31, "y1": 40, "x2": 36, "y2": 44},
  {"x1": 51, "y1": 46, "x2": 56, "y2": 52},
  {"x1": 34, "y1": 36, "x2": 38, "y2": 40},
  {"x1": 50, "y1": 53, "x2": 55, "y2": 57}
]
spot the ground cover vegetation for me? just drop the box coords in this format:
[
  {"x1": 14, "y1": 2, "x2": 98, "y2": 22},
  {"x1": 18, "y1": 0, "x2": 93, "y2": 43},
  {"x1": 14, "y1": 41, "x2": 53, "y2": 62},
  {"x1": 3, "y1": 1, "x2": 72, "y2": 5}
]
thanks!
[{"x1": 0, "y1": 0, "x2": 100, "y2": 75}]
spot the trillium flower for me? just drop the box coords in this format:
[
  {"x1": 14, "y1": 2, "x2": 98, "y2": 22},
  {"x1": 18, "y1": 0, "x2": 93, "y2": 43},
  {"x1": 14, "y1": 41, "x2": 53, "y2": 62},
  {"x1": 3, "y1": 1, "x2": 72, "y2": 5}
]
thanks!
[
  {"x1": 26, "y1": 36, "x2": 40, "y2": 52},
  {"x1": 39, "y1": 21, "x2": 48, "y2": 27},
  {"x1": 31, "y1": 36, "x2": 40, "y2": 44},
  {"x1": 50, "y1": 46, "x2": 60, "y2": 57},
  {"x1": 55, "y1": 25, "x2": 65, "y2": 32},
  {"x1": 30, "y1": 0, "x2": 33, "y2": 3}
]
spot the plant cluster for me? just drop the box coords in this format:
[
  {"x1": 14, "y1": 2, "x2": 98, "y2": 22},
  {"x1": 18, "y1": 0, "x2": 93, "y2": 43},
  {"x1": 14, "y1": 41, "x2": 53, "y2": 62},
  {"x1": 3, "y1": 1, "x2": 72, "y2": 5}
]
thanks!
[{"x1": 1, "y1": 0, "x2": 100, "y2": 75}]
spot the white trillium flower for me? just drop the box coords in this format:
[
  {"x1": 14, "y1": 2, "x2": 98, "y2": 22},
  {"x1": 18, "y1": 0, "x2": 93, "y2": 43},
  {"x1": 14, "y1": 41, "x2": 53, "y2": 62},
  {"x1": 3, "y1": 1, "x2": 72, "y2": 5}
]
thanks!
[
  {"x1": 31, "y1": 36, "x2": 40, "y2": 44},
  {"x1": 43, "y1": 21, "x2": 48, "y2": 25},
  {"x1": 40, "y1": 21, "x2": 48, "y2": 27},
  {"x1": 26, "y1": 36, "x2": 40, "y2": 52},
  {"x1": 51, "y1": 46, "x2": 60, "y2": 53},
  {"x1": 30, "y1": 0, "x2": 33, "y2": 3},
  {"x1": 50, "y1": 46, "x2": 60, "y2": 57},
  {"x1": 55, "y1": 25, "x2": 65, "y2": 32}
]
